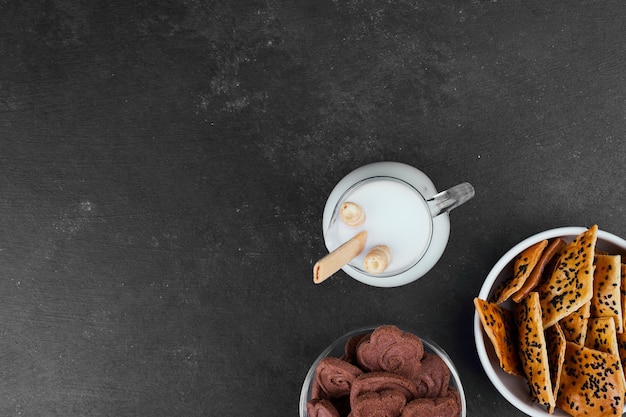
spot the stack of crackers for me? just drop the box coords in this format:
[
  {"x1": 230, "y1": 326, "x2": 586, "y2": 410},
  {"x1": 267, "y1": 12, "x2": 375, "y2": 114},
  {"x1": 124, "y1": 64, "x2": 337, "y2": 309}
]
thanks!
[{"x1": 475, "y1": 225, "x2": 626, "y2": 417}]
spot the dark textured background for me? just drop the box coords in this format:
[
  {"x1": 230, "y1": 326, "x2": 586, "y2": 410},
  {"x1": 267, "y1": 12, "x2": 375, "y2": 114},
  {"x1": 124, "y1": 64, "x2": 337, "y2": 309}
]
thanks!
[{"x1": 2, "y1": 0, "x2": 626, "y2": 416}]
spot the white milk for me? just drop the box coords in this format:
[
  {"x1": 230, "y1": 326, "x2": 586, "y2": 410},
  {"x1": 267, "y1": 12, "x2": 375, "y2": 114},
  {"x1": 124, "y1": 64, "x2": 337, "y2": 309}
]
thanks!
[{"x1": 325, "y1": 179, "x2": 433, "y2": 275}]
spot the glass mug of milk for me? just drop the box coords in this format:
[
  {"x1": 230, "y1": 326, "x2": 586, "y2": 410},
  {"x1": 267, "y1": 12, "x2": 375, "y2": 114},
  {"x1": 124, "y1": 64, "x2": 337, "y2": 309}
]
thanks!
[{"x1": 322, "y1": 162, "x2": 474, "y2": 287}]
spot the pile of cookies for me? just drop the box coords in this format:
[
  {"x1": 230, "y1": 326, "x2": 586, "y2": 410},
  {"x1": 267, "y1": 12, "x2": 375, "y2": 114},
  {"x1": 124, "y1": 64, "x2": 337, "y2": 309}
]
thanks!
[
  {"x1": 475, "y1": 225, "x2": 626, "y2": 417},
  {"x1": 306, "y1": 325, "x2": 462, "y2": 417}
]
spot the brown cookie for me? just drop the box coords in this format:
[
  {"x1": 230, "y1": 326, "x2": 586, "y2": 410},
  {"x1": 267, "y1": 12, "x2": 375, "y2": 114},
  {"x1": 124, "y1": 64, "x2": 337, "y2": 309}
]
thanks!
[
  {"x1": 444, "y1": 386, "x2": 462, "y2": 412},
  {"x1": 313, "y1": 357, "x2": 363, "y2": 399},
  {"x1": 306, "y1": 399, "x2": 340, "y2": 417},
  {"x1": 414, "y1": 352, "x2": 450, "y2": 398},
  {"x1": 401, "y1": 394, "x2": 460, "y2": 417},
  {"x1": 350, "y1": 371, "x2": 419, "y2": 408},
  {"x1": 356, "y1": 325, "x2": 424, "y2": 380},
  {"x1": 350, "y1": 390, "x2": 406, "y2": 417},
  {"x1": 342, "y1": 332, "x2": 371, "y2": 364}
]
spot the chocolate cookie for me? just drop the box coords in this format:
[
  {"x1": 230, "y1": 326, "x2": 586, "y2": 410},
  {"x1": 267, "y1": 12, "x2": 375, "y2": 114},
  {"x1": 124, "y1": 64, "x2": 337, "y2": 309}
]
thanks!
[
  {"x1": 306, "y1": 399, "x2": 340, "y2": 417},
  {"x1": 414, "y1": 352, "x2": 450, "y2": 398},
  {"x1": 313, "y1": 357, "x2": 363, "y2": 399},
  {"x1": 350, "y1": 371, "x2": 419, "y2": 407},
  {"x1": 342, "y1": 332, "x2": 371, "y2": 365},
  {"x1": 356, "y1": 325, "x2": 424, "y2": 380},
  {"x1": 401, "y1": 393, "x2": 460, "y2": 417},
  {"x1": 350, "y1": 390, "x2": 406, "y2": 417}
]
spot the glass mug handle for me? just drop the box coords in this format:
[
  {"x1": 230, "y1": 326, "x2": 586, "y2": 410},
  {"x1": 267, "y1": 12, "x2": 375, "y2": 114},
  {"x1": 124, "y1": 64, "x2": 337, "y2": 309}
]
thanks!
[{"x1": 426, "y1": 182, "x2": 475, "y2": 217}]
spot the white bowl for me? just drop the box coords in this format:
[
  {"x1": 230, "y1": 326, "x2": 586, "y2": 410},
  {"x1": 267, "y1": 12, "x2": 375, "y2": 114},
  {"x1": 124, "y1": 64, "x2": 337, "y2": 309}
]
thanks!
[
  {"x1": 300, "y1": 326, "x2": 466, "y2": 417},
  {"x1": 473, "y1": 226, "x2": 626, "y2": 417}
]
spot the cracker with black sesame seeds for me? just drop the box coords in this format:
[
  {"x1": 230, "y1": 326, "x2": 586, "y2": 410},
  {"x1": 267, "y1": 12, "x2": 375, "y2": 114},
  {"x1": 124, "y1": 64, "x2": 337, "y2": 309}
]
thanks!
[
  {"x1": 516, "y1": 292, "x2": 556, "y2": 410},
  {"x1": 591, "y1": 254, "x2": 623, "y2": 333},
  {"x1": 537, "y1": 225, "x2": 598, "y2": 329},
  {"x1": 491, "y1": 240, "x2": 548, "y2": 305},
  {"x1": 585, "y1": 316, "x2": 626, "y2": 391},
  {"x1": 474, "y1": 297, "x2": 523, "y2": 377},
  {"x1": 545, "y1": 323, "x2": 566, "y2": 413},
  {"x1": 616, "y1": 332, "x2": 626, "y2": 377},
  {"x1": 559, "y1": 300, "x2": 591, "y2": 345},
  {"x1": 512, "y1": 238, "x2": 567, "y2": 304},
  {"x1": 620, "y1": 264, "x2": 626, "y2": 330},
  {"x1": 586, "y1": 317, "x2": 620, "y2": 357},
  {"x1": 557, "y1": 342, "x2": 625, "y2": 417}
]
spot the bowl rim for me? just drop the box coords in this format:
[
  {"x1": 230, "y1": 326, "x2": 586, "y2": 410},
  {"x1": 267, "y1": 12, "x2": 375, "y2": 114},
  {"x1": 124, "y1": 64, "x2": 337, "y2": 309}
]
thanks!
[
  {"x1": 300, "y1": 325, "x2": 467, "y2": 417},
  {"x1": 473, "y1": 226, "x2": 626, "y2": 416}
]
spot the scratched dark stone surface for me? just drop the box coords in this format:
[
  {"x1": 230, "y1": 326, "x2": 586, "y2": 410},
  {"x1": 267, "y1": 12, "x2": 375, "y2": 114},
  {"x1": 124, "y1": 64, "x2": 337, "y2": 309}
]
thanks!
[{"x1": 2, "y1": 0, "x2": 626, "y2": 416}]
